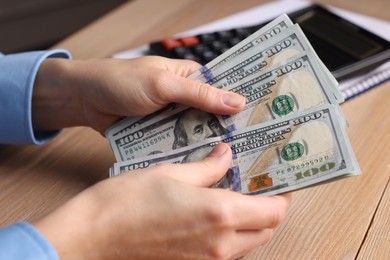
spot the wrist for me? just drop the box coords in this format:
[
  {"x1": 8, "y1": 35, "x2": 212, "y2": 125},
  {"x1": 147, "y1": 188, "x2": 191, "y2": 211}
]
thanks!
[
  {"x1": 33, "y1": 191, "x2": 100, "y2": 259},
  {"x1": 32, "y1": 58, "x2": 84, "y2": 131}
]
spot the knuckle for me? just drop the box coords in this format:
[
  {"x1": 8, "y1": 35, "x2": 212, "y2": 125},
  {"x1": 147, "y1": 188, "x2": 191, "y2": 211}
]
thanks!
[
  {"x1": 268, "y1": 206, "x2": 284, "y2": 228},
  {"x1": 149, "y1": 71, "x2": 175, "y2": 101},
  {"x1": 180, "y1": 59, "x2": 202, "y2": 74},
  {"x1": 206, "y1": 203, "x2": 235, "y2": 228},
  {"x1": 151, "y1": 70, "x2": 169, "y2": 89},
  {"x1": 206, "y1": 243, "x2": 230, "y2": 260}
]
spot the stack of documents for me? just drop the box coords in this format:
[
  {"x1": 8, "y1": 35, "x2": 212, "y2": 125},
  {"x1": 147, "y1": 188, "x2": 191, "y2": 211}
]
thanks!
[{"x1": 106, "y1": 15, "x2": 360, "y2": 196}]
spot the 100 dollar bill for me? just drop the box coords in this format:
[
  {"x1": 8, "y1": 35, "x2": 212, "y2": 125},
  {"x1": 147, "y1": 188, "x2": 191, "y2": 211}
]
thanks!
[
  {"x1": 110, "y1": 49, "x2": 339, "y2": 162},
  {"x1": 194, "y1": 24, "x2": 341, "y2": 102},
  {"x1": 219, "y1": 50, "x2": 344, "y2": 130},
  {"x1": 193, "y1": 24, "x2": 307, "y2": 87},
  {"x1": 110, "y1": 105, "x2": 359, "y2": 196},
  {"x1": 189, "y1": 14, "x2": 293, "y2": 80}
]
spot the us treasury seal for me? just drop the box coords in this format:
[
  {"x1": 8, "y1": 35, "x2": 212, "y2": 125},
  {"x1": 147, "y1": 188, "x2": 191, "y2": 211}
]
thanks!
[
  {"x1": 272, "y1": 95, "x2": 295, "y2": 116},
  {"x1": 281, "y1": 142, "x2": 304, "y2": 161}
]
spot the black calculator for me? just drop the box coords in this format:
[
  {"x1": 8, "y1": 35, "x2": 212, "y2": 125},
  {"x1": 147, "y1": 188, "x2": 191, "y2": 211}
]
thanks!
[
  {"x1": 149, "y1": 24, "x2": 266, "y2": 65},
  {"x1": 148, "y1": 4, "x2": 390, "y2": 81}
]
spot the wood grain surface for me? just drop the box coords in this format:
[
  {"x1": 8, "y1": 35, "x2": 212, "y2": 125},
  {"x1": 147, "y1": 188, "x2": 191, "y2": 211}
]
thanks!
[{"x1": 1, "y1": 0, "x2": 389, "y2": 259}]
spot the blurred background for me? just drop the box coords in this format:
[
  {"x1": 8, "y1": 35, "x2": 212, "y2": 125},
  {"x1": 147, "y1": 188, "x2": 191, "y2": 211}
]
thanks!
[{"x1": 0, "y1": 0, "x2": 128, "y2": 53}]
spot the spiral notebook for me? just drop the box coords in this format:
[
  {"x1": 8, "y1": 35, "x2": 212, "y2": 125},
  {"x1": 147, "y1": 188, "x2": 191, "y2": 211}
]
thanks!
[{"x1": 339, "y1": 61, "x2": 390, "y2": 101}]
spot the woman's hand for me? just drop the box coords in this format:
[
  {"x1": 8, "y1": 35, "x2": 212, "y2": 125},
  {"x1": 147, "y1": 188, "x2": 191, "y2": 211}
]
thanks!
[
  {"x1": 34, "y1": 144, "x2": 291, "y2": 260},
  {"x1": 32, "y1": 56, "x2": 245, "y2": 134}
]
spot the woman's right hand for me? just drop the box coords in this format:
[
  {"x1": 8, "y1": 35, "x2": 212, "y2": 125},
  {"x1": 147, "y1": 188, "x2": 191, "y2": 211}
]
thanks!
[{"x1": 34, "y1": 143, "x2": 292, "y2": 260}]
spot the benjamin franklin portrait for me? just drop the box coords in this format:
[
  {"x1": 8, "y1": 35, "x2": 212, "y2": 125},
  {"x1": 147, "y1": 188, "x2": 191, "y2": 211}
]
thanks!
[{"x1": 172, "y1": 108, "x2": 228, "y2": 149}]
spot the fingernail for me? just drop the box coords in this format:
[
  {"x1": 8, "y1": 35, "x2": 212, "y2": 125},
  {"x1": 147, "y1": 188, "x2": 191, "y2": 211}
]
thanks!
[
  {"x1": 208, "y1": 144, "x2": 228, "y2": 158},
  {"x1": 222, "y1": 93, "x2": 245, "y2": 108}
]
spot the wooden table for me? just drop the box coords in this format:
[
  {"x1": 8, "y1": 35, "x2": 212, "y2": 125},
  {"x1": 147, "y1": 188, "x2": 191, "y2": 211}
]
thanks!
[{"x1": 1, "y1": 0, "x2": 389, "y2": 259}]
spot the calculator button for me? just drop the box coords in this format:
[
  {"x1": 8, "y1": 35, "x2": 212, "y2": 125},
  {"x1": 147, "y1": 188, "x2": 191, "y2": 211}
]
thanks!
[
  {"x1": 183, "y1": 53, "x2": 201, "y2": 63},
  {"x1": 181, "y1": 36, "x2": 200, "y2": 47},
  {"x1": 198, "y1": 33, "x2": 217, "y2": 43},
  {"x1": 211, "y1": 41, "x2": 227, "y2": 49},
  {"x1": 201, "y1": 50, "x2": 218, "y2": 62},
  {"x1": 172, "y1": 47, "x2": 191, "y2": 58},
  {"x1": 228, "y1": 38, "x2": 242, "y2": 47},
  {"x1": 211, "y1": 41, "x2": 229, "y2": 54},
  {"x1": 148, "y1": 22, "x2": 270, "y2": 65},
  {"x1": 161, "y1": 38, "x2": 182, "y2": 50},
  {"x1": 192, "y1": 44, "x2": 210, "y2": 55},
  {"x1": 217, "y1": 30, "x2": 234, "y2": 40}
]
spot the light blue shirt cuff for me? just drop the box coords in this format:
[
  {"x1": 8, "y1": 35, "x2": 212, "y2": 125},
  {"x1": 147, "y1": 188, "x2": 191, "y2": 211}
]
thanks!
[
  {"x1": 0, "y1": 222, "x2": 58, "y2": 260},
  {"x1": 0, "y1": 50, "x2": 71, "y2": 144}
]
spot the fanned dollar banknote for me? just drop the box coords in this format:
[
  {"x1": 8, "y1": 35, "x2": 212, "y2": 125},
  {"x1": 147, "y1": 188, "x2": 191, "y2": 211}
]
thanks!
[
  {"x1": 110, "y1": 105, "x2": 360, "y2": 196},
  {"x1": 109, "y1": 49, "x2": 342, "y2": 162},
  {"x1": 106, "y1": 14, "x2": 360, "y2": 196}
]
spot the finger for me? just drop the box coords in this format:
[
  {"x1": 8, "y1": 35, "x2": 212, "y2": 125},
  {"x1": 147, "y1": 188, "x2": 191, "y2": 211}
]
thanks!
[
  {"x1": 159, "y1": 73, "x2": 246, "y2": 115},
  {"x1": 204, "y1": 229, "x2": 273, "y2": 260},
  {"x1": 218, "y1": 192, "x2": 292, "y2": 231},
  {"x1": 149, "y1": 143, "x2": 233, "y2": 187},
  {"x1": 239, "y1": 194, "x2": 291, "y2": 230},
  {"x1": 230, "y1": 229, "x2": 274, "y2": 259}
]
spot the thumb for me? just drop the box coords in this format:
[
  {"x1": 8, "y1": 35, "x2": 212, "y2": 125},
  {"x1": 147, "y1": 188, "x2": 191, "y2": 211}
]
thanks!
[
  {"x1": 156, "y1": 143, "x2": 233, "y2": 187},
  {"x1": 161, "y1": 74, "x2": 246, "y2": 115}
]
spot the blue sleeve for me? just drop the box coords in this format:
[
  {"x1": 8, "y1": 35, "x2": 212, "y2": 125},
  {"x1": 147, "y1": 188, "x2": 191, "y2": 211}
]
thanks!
[
  {"x1": 0, "y1": 222, "x2": 58, "y2": 260},
  {"x1": 0, "y1": 50, "x2": 72, "y2": 144}
]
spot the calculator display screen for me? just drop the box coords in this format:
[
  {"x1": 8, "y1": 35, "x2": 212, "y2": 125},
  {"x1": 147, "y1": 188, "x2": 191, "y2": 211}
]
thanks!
[
  {"x1": 290, "y1": 6, "x2": 389, "y2": 73},
  {"x1": 297, "y1": 11, "x2": 382, "y2": 59}
]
